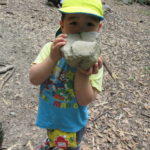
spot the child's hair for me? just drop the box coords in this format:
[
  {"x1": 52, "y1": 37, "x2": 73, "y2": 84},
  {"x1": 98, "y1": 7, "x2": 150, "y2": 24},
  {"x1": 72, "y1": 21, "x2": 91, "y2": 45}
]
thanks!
[
  {"x1": 61, "y1": 13, "x2": 66, "y2": 21},
  {"x1": 61, "y1": 13, "x2": 101, "y2": 22}
]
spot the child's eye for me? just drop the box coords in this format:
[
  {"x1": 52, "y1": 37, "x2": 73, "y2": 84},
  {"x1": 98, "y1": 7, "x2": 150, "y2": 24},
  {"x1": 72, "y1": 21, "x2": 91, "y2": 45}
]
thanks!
[
  {"x1": 70, "y1": 22, "x2": 77, "y2": 25},
  {"x1": 87, "y1": 22, "x2": 95, "y2": 26}
]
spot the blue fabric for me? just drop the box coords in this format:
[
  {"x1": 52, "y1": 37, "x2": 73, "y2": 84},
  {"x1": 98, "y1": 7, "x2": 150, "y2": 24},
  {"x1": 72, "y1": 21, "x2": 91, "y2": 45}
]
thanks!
[{"x1": 36, "y1": 58, "x2": 88, "y2": 132}]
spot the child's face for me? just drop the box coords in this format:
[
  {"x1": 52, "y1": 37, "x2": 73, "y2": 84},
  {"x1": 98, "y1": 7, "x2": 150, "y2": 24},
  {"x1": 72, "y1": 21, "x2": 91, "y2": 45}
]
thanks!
[{"x1": 60, "y1": 14, "x2": 102, "y2": 34}]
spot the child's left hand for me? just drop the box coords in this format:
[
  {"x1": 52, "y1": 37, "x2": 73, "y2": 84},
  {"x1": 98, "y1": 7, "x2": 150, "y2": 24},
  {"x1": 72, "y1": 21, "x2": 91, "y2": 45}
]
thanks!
[{"x1": 77, "y1": 56, "x2": 103, "y2": 76}]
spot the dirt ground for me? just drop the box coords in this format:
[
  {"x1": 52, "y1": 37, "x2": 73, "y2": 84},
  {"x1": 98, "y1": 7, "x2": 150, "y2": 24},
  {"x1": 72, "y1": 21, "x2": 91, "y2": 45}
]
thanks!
[{"x1": 0, "y1": 0, "x2": 150, "y2": 149}]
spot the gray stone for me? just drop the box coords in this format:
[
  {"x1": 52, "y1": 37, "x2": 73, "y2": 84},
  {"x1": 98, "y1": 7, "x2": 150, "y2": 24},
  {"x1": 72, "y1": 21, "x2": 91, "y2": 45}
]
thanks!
[{"x1": 61, "y1": 32, "x2": 101, "y2": 70}]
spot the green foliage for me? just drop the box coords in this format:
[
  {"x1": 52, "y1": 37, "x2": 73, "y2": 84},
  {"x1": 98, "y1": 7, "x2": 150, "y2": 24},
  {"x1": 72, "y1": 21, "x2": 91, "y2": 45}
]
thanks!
[
  {"x1": 136, "y1": 0, "x2": 150, "y2": 5},
  {"x1": 143, "y1": 66, "x2": 150, "y2": 74},
  {"x1": 128, "y1": 75, "x2": 136, "y2": 81},
  {"x1": 144, "y1": 10, "x2": 150, "y2": 16}
]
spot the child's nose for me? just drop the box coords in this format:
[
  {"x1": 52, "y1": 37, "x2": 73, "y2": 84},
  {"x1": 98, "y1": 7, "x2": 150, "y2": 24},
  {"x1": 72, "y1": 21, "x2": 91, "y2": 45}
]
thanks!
[{"x1": 76, "y1": 25, "x2": 86, "y2": 33}]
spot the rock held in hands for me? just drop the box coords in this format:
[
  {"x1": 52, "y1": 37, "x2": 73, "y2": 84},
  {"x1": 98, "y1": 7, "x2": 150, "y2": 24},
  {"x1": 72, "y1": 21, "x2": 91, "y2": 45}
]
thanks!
[{"x1": 61, "y1": 32, "x2": 101, "y2": 70}]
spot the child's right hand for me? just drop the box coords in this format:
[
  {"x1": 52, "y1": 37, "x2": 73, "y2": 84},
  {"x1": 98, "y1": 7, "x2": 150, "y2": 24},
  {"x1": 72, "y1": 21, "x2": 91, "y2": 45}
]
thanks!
[{"x1": 50, "y1": 34, "x2": 67, "y2": 63}]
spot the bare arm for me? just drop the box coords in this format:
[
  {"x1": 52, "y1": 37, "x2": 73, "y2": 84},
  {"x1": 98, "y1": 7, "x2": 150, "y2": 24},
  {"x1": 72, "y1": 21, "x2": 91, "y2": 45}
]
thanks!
[
  {"x1": 29, "y1": 34, "x2": 67, "y2": 85},
  {"x1": 74, "y1": 57, "x2": 103, "y2": 106},
  {"x1": 74, "y1": 71, "x2": 97, "y2": 106},
  {"x1": 29, "y1": 57, "x2": 58, "y2": 85}
]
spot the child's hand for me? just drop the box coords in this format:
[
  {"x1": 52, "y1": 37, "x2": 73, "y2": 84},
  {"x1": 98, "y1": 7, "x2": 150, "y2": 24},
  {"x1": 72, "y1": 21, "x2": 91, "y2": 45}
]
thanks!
[
  {"x1": 77, "y1": 56, "x2": 103, "y2": 76},
  {"x1": 50, "y1": 34, "x2": 67, "y2": 62}
]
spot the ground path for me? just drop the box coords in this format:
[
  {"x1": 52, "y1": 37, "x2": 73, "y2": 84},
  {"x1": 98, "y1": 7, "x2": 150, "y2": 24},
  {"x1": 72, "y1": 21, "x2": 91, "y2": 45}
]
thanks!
[{"x1": 0, "y1": 0, "x2": 150, "y2": 149}]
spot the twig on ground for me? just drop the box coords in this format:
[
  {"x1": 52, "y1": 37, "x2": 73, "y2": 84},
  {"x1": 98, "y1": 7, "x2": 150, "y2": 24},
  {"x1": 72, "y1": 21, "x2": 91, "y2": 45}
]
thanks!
[
  {"x1": 116, "y1": 130, "x2": 137, "y2": 137},
  {"x1": 92, "y1": 112, "x2": 107, "y2": 122},
  {"x1": 1, "y1": 98, "x2": 10, "y2": 105},
  {"x1": 0, "y1": 68, "x2": 15, "y2": 89},
  {"x1": 141, "y1": 112, "x2": 150, "y2": 118},
  {"x1": 0, "y1": 2, "x2": 7, "y2": 5},
  {"x1": 7, "y1": 144, "x2": 18, "y2": 150},
  {"x1": 92, "y1": 137, "x2": 95, "y2": 150},
  {"x1": 27, "y1": 140, "x2": 34, "y2": 150},
  {"x1": 110, "y1": 124, "x2": 137, "y2": 149},
  {"x1": 103, "y1": 60, "x2": 118, "y2": 81},
  {"x1": 0, "y1": 65, "x2": 14, "y2": 74}
]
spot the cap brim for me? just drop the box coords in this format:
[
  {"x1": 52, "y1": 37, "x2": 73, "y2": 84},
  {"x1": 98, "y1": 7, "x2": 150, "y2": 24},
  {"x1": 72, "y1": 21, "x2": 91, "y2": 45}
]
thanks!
[{"x1": 59, "y1": 6, "x2": 104, "y2": 20}]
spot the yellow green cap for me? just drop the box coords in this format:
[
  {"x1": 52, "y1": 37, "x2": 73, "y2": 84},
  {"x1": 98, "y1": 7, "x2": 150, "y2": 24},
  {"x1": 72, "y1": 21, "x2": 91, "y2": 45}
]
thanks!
[{"x1": 59, "y1": 0, "x2": 104, "y2": 20}]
